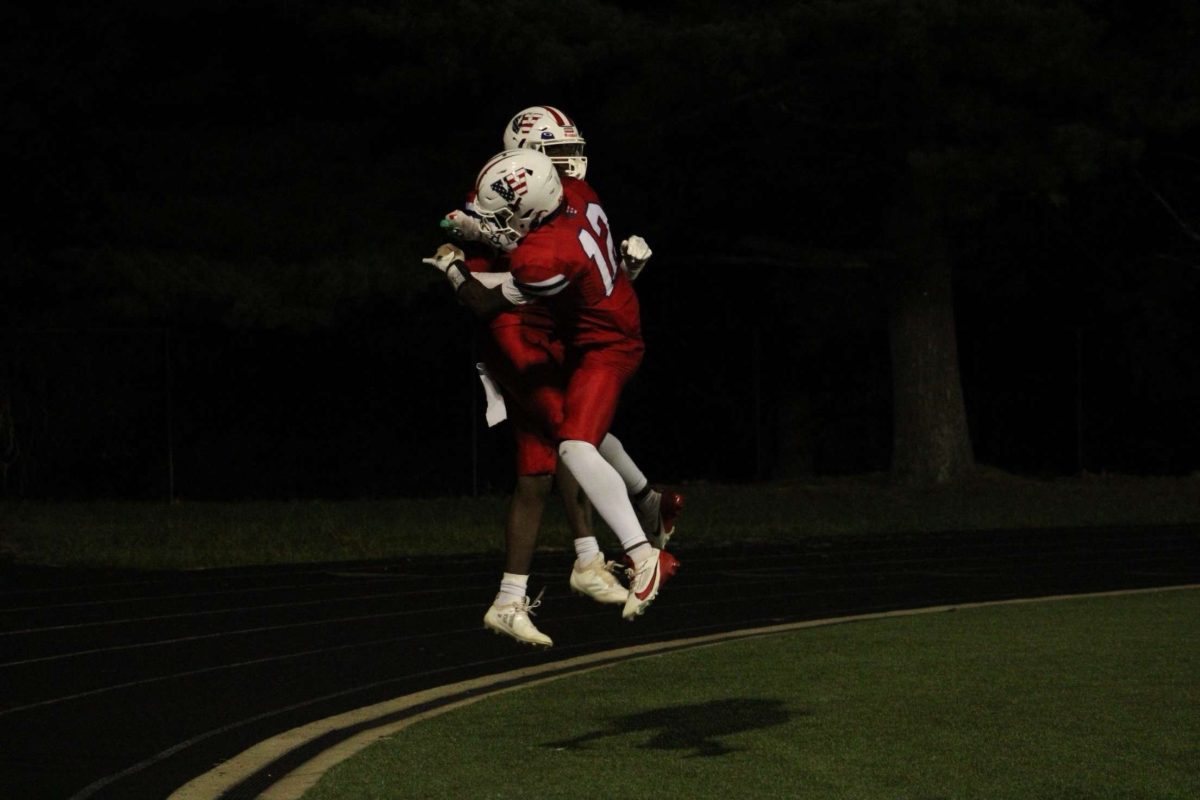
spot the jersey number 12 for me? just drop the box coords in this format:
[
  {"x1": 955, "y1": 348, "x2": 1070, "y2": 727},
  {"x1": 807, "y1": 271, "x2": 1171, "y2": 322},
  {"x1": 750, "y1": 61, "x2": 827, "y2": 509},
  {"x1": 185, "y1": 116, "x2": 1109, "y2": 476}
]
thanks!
[{"x1": 577, "y1": 203, "x2": 620, "y2": 296}]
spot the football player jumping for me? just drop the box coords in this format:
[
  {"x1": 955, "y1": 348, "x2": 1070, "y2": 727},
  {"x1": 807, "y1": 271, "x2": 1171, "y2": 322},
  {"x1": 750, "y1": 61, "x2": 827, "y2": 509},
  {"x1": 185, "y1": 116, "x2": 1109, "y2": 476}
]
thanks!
[{"x1": 428, "y1": 110, "x2": 679, "y2": 647}]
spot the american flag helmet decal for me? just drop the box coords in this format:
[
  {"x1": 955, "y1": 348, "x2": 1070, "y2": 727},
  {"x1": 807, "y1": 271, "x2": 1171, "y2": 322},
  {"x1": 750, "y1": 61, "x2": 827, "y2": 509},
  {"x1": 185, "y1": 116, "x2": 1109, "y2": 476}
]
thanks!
[{"x1": 489, "y1": 166, "x2": 530, "y2": 204}]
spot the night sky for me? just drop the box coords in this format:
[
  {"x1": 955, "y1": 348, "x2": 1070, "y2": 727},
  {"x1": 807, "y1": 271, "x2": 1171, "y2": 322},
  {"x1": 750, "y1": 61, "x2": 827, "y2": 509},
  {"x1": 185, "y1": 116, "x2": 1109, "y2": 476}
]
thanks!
[{"x1": 2, "y1": 1, "x2": 1199, "y2": 499}]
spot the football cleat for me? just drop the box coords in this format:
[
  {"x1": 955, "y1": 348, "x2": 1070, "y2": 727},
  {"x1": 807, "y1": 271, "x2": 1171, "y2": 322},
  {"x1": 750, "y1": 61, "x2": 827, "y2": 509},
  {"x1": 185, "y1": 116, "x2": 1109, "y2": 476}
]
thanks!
[
  {"x1": 484, "y1": 591, "x2": 552, "y2": 647},
  {"x1": 622, "y1": 548, "x2": 679, "y2": 620},
  {"x1": 647, "y1": 489, "x2": 685, "y2": 551},
  {"x1": 569, "y1": 554, "x2": 629, "y2": 605}
]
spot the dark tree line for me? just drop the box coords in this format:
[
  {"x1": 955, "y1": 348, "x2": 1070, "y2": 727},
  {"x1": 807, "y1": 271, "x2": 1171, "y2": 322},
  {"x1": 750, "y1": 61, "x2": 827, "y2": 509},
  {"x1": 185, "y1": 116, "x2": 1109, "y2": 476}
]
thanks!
[{"x1": 2, "y1": 1, "x2": 1199, "y2": 496}]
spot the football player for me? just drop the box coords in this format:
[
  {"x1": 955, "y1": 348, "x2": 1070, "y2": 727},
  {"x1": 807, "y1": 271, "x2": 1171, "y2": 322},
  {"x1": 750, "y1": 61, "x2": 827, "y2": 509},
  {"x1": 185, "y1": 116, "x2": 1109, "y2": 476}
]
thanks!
[
  {"x1": 427, "y1": 147, "x2": 679, "y2": 646},
  {"x1": 439, "y1": 108, "x2": 681, "y2": 646}
]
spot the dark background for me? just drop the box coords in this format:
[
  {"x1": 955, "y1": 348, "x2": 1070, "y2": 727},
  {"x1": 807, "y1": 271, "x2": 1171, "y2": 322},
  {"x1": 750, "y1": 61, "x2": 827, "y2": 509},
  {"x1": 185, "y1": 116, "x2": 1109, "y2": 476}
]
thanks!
[{"x1": 2, "y1": 0, "x2": 1199, "y2": 499}]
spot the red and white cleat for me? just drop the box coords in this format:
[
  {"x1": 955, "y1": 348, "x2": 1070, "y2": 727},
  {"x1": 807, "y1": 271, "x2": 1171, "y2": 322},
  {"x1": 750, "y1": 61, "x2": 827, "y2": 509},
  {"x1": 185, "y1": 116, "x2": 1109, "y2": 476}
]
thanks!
[
  {"x1": 646, "y1": 489, "x2": 684, "y2": 551},
  {"x1": 638, "y1": 491, "x2": 686, "y2": 554},
  {"x1": 621, "y1": 548, "x2": 680, "y2": 620}
]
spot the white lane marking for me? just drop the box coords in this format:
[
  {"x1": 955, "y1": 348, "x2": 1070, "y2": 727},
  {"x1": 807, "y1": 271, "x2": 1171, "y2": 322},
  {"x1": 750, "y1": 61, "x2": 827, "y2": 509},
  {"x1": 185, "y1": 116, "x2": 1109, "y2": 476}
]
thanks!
[
  {"x1": 1, "y1": 626, "x2": 484, "y2": 717},
  {"x1": 170, "y1": 583, "x2": 1200, "y2": 800},
  {"x1": 0, "y1": 603, "x2": 485, "y2": 668}
]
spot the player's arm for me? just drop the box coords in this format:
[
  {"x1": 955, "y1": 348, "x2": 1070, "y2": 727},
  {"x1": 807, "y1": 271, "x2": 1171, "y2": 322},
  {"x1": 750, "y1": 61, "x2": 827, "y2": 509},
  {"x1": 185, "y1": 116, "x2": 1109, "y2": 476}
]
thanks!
[{"x1": 423, "y1": 244, "x2": 527, "y2": 319}]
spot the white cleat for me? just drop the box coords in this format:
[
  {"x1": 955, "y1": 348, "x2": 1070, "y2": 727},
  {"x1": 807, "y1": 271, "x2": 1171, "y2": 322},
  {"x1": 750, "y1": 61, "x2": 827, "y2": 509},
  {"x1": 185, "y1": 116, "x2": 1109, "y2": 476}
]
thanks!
[
  {"x1": 569, "y1": 554, "x2": 630, "y2": 605},
  {"x1": 483, "y1": 592, "x2": 552, "y2": 647}
]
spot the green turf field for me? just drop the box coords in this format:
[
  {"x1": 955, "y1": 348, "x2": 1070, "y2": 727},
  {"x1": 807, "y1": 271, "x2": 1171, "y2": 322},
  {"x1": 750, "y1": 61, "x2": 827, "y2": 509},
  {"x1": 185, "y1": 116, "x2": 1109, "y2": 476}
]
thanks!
[{"x1": 302, "y1": 588, "x2": 1200, "y2": 800}]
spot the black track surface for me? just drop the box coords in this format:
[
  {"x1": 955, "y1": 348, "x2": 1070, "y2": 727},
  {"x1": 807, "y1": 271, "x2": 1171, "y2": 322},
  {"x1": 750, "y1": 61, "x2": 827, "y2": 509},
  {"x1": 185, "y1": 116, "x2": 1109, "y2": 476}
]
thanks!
[{"x1": 2, "y1": 525, "x2": 1198, "y2": 799}]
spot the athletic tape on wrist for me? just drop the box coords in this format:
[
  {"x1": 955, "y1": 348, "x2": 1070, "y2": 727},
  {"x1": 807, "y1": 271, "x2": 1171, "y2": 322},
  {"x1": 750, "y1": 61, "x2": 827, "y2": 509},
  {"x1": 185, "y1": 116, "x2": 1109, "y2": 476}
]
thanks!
[{"x1": 446, "y1": 261, "x2": 469, "y2": 291}]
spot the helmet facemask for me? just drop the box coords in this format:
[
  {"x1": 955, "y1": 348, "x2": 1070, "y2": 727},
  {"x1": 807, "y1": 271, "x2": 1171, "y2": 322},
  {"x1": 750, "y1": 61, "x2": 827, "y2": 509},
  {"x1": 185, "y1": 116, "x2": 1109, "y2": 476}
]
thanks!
[
  {"x1": 476, "y1": 206, "x2": 522, "y2": 252},
  {"x1": 503, "y1": 106, "x2": 588, "y2": 180},
  {"x1": 539, "y1": 142, "x2": 588, "y2": 180}
]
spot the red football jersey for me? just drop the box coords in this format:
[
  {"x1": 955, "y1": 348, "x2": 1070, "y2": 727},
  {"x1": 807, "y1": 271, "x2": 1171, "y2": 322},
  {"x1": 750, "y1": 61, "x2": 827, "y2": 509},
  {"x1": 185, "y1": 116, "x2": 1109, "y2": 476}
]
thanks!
[{"x1": 508, "y1": 177, "x2": 642, "y2": 349}]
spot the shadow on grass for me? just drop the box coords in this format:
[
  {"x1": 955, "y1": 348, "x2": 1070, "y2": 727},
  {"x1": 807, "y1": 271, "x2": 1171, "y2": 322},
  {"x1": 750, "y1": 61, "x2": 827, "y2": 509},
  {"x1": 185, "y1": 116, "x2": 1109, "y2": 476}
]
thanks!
[{"x1": 544, "y1": 698, "x2": 800, "y2": 757}]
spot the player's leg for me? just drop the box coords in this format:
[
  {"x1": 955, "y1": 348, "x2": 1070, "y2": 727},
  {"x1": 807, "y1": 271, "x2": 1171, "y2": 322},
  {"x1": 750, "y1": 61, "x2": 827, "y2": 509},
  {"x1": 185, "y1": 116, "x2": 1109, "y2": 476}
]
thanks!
[
  {"x1": 487, "y1": 326, "x2": 619, "y2": 593},
  {"x1": 502, "y1": 473, "x2": 549, "y2": 576},
  {"x1": 504, "y1": 323, "x2": 681, "y2": 544},
  {"x1": 598, "y1": 432, "x2": 685, "y2": 549},
  {"x1": 556, "y1": 356, "x2": 678, "y2": 620},
  {"x1": 559, "y1": 465, "x2": 627, "y2": 604},
  {"x1": 491, "y1": 321, "x2": 679, "y2": 551},
  {"x1": 557, "y1": 439, "x2": 646, "y2": 559},
  {"x1": 519, "y1": 381, "x2": 624, "y2": 604},
  {"x1": 556, "y1": 465, "x2": 593, "y2": 545},
  {"x1": 483, "y1": 409, "x2": 554, "y2": 647}
]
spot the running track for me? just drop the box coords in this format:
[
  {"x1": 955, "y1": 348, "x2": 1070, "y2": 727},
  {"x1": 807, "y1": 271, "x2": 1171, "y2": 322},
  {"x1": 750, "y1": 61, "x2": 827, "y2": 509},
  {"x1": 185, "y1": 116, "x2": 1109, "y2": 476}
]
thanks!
[{"x1": 2, "y1": 526, "x2": 1198, "y2": 799}]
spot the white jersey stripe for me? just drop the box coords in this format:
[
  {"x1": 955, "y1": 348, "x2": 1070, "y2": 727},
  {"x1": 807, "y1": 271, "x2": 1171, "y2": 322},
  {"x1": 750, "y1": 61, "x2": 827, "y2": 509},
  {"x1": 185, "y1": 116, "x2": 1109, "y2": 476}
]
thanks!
[
  {"x1": 521, "y1": 274, "x2": 569, "y2": 288},
  {"x1": 515, "y1": 274, "x2": 569, "y2": 297}
]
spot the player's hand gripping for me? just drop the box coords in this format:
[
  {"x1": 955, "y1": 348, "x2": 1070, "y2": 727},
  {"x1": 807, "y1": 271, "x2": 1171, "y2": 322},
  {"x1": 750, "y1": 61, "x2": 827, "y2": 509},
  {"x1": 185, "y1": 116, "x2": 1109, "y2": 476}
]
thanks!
[
  {"x1": 440, "y1": 209, "x2": 483, "y2": 242},
  {"x1": 422, "y1": 243, "x2": 470, "y2": 291},
  {"x1": 620, "y1": 235, "x2": 652, "y2": 281}
]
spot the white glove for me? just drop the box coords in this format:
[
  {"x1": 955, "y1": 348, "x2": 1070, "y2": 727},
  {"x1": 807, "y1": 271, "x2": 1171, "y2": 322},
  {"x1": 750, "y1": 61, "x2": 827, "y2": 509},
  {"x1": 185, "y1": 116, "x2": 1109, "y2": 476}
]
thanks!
[
  {"x1": 620, "y1": 235, "x2": 652, "y2": 281},
  {"x1": 440, "y1": 209, "x2": 483, "y2": 242},
  {"x1": 421, "y1": 243, "x2": 469, "y2": 290}
]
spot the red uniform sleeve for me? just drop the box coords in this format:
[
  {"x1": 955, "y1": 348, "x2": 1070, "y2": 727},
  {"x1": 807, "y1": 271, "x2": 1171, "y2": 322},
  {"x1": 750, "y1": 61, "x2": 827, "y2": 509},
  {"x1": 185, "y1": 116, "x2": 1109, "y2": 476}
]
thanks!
[{"x1": 509, "y1": 237, "x2": 571, "y2": 298}]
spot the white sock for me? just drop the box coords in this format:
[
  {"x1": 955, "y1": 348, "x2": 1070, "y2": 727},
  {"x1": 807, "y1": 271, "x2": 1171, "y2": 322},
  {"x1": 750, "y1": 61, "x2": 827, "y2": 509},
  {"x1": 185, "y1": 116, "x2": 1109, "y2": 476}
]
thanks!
[
  {"x1": 598, "y1": 433, "x2": 649, "y2": 497},
  {"x1": 559, "y1": 440, "x2": 652, "y2": 562},
  {"x1": 574, "y1": 536, "x2": 601, "y2": 567},
  {"x1": 496, "y1": 572, "x2": 528, "y2": 605}
]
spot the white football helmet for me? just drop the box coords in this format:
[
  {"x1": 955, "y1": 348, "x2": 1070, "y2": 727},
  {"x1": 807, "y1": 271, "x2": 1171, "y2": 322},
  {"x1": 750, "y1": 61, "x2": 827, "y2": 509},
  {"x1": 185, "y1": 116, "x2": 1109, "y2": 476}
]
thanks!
[
  {"x1": 472, "y1": 149, "x2": 564, "y2": 251},
  {"x1": 502, "y1": 105, "x2": 588, "y2": 179}
]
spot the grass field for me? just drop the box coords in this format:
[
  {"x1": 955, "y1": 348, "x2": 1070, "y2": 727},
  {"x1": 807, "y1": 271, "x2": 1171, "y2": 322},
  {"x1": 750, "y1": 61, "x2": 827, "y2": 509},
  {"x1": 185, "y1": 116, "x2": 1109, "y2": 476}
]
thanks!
[
  {"x1": 3, "y1": 471, "x2": 1199, "y2": 569},
  {"x1": 302, "y1": 588, "x2": 1200, "y2": 800}
]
